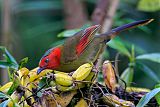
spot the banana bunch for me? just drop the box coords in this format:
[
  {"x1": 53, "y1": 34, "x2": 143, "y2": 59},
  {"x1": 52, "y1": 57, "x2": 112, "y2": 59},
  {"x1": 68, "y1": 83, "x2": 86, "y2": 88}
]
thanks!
[
  {"x1": 51, "y1": 63, "x2": 95, "y2": 92},
  {"x1": 0, "y1": 62, "x2": 95, "y2": 106}
]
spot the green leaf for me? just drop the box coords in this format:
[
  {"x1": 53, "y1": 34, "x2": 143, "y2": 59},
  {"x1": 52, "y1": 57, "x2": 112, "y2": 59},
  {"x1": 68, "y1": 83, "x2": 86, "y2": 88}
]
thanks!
[
  {"x1": 0, "y1": 61, "x2": 12, "y2": 68},
  {"x1": 18, "y1": 57, "x2": 28, "y2": 69},
  {"x1": 137, "y1": 63, "x2": 160, "y2": 83},
  {"x1": 155, "y1": 84, "x2": 160, "y2": 105},
  {"x1": 0, "y1": 100, "x2": 10, "y2": 107},
  {"x1": 136, "y1": 88, "x2": 160, "y2": 107},
  {"x1": 138, "y1": 0, "x2": 160, "y2": 12},
  {"x1": 0, "y1": 92, "x2": 8, "y2": 99},
  {"x1": 107, "y1": 37, "x2": 131, "y2": 57},
  {"x1": 0, "y1": 46, "x2": 18, "y2": 70},
  {"x1": 120, "y1": 67, "x2": 134, "y2": 86},
  {"x1": 136, "y1": 53, "x2": 160, "y2": 63},
  {"x1": 7, "y1": 76, "x2": 20, "y2": 95},
  {"x1": 57, "y1": 29, "x2": 81, "y2": 38}
]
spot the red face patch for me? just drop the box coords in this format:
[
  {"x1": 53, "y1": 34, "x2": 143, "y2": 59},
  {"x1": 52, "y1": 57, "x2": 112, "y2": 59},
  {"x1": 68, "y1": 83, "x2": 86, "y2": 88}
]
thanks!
[{"x1": 39, "y1": 47, "x2": 61, "y2": 69}]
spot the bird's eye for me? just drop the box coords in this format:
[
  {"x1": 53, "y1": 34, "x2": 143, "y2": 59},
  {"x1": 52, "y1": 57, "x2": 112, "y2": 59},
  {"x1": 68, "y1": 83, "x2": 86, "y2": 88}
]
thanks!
[{"x1": 45, "y1": 58, "x2": 49, "y2": 63}]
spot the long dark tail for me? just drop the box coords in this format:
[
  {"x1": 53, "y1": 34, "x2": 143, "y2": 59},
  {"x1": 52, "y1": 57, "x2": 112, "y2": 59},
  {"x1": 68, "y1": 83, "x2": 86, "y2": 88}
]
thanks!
[{"x1": 100, "y1": 19, "x2": 154, "y2": 41}]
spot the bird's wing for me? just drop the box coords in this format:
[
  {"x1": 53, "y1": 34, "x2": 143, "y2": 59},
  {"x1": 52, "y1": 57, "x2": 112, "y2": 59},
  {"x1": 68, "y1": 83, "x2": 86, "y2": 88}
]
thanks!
[{"x1": 62, "y1": 25, "x2": 100, "y2": 63}]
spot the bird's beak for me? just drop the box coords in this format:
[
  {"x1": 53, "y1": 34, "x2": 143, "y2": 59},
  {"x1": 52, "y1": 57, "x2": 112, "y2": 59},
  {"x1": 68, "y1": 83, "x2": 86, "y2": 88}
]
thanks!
[{"x1": 37, "y1": 67, "x2": 45, "y2": 74}]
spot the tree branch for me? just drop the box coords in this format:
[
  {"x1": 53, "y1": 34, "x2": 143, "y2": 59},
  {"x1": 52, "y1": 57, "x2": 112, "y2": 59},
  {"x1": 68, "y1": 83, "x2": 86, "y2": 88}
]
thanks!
[{"x1": 63, "y1": 0, "x2": 88, "y2": 29}]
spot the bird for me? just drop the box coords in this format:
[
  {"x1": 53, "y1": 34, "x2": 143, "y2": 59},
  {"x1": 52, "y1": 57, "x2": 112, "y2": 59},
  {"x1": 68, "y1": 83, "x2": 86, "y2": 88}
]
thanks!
[{"x1": 37, "y1": 19, "x2": 153, "y2": 74}]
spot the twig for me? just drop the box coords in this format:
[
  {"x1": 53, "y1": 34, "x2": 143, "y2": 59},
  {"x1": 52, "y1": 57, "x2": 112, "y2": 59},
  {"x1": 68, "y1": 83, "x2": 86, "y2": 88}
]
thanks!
[{"x1": 101, "y1": 0, "x2": 119, "y2": 33}]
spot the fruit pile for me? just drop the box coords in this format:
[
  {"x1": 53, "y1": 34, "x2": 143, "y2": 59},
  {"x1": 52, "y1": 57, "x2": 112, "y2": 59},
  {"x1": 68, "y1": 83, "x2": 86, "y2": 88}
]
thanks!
[{"x1": 0, "y1": 61, "x2": 157, "y2": 107}]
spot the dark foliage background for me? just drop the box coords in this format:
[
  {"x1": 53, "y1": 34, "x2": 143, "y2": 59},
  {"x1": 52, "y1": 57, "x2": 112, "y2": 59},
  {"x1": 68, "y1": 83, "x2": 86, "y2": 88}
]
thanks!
[{"x1": 0, "y1": 0, "x2": 159, "y2": 88}]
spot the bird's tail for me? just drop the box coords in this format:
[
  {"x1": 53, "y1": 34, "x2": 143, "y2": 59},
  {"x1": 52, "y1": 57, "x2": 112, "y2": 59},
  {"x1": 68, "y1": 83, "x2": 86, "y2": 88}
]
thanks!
[{"x1": 100, "y1": 19, "x2": 154, "y2": 41}]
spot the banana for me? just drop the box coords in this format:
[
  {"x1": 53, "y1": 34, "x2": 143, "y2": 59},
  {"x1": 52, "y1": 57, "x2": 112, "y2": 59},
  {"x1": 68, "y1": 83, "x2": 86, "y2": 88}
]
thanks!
[
  {"x1": 72, "y1": 63, "x2": 93, "y2": 81},
  {"x1": 84, "y1": 71, "x2": 96, "y2": 82},
  {"x1": 54, "y1": 73, "x2": 73, "y2": 86},
  {"x1": 54, "y1": 70, "x2": 68, "y2": 75},
  {"x1": 18, "y1": 67, "x2": 29, "y2": 78},
  {"x1": 18, "y1": 67, "x2": 30, "y2": 86},
  {"x1": 29, "y1": 68, "x2": 53, "y2": 82},
  {"x1": 0, "y1": 82, "x2": 13, "y2": 93},
  {"x1": 56, "y1": 85, "x2": 75, "y2": 92},
  {"x1": 49, "y1": 80, "x2": 56, "y2": 87},
  {"x1": 56, "y1": 83, "x2": 85, "y2": 92}
]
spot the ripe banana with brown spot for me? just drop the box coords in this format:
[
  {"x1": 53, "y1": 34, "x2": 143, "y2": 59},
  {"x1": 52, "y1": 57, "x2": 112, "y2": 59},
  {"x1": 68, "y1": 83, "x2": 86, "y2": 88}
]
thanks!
[
  {"x1": 72, "y1": 63, "x2": 93, "y2": 81},
  {"x1": 54, "y1": 73, "x2": 73, "y2": 86}
]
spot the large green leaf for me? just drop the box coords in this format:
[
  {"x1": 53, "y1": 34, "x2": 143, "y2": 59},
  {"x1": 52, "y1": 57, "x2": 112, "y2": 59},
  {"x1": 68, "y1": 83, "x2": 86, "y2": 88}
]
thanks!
[
  {"x1": 137, "y1": 63, "x2": 160, "y2": 83},
  {"x1": 136, "y1": 53, "x2": 160, "y2": 63},
  {"x1": 136, "y1": 88, "x2": 160, "y2": 107},
  {"x1": 138, "y1": 0, "x2": 160, "y2": 12},
  {"x1": 155, "y1": 84, "x2": 160, "y2": 105},
  {"x1": 120, "y1": 67, "x2": 134, "y2": 86},
  {"x1": 107, "y1": 37, "x2": 131, "y2": 57}
]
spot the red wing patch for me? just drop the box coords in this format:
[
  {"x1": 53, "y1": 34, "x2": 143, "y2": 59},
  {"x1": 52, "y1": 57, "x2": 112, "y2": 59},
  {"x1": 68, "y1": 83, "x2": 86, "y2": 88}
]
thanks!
[{"x1": 76, "y1": 25, "x2": 100, "y2": 56}]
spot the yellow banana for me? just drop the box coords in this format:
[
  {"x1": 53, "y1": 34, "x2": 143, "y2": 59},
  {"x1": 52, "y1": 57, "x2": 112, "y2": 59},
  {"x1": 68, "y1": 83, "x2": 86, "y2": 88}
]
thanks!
[
  {"x1": 54, "y1": 73, "x2": 73, "y2": 86},
  {"x1": 56, "y1": 83, "x2": 85, "y2": 92},
  {"x1": 56, "y1": 85, "x2": 75, "y2": 92},
  {"x1": 18, "y1": 67, "x2": 29, "y2": 86},
  {"x1": 84, "y1": 71, "x2": 96, "y2": 82},
  {"x1": 54, "y1": 70, "x2": 69, "y2": 75},
  {"x1": 0, "y1": 82, "x2": 13, "y2": 93},
  {"x1": 72, "y1": 63, "x2": 93, "y2": 81},
  {"x1": 18, "y1": 67, "x2": 29, "y2": 78},
  {"x1": 29, "y1": 67, "x2": 53, "y2": 82}
]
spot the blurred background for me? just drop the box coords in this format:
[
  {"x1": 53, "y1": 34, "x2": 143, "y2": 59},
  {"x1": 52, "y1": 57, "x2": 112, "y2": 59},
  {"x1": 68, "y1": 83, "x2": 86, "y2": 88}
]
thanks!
[{"x1": 0, "y1": 0, "x2": 159, "y2": 88}]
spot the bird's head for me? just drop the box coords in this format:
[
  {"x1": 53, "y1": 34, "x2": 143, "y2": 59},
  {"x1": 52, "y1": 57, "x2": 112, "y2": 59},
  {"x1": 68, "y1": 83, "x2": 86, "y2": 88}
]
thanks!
[{"x1": 37, "y1": 47, "x2": 61, "y2": 74}]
